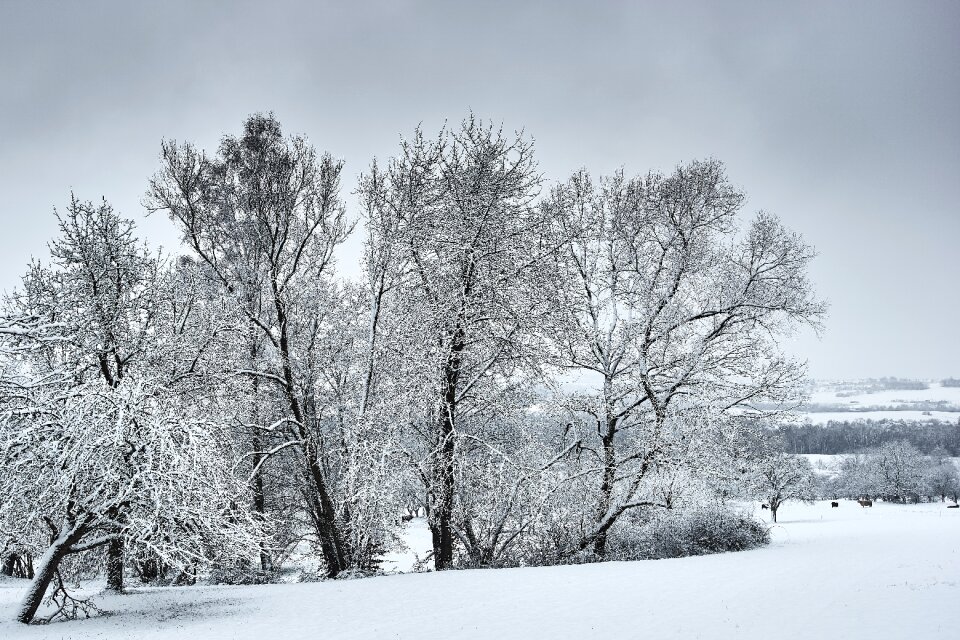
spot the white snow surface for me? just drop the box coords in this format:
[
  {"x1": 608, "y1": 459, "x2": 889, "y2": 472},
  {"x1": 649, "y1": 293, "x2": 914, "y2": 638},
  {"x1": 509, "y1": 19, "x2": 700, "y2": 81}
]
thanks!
[
  {"x1": 802, "y1": 382, "x2": 960, "y2": 423},
  {"x1": 1, "y1": 501, "x2": 958, "y2": 639},
  {"x1": 807, "y1": 382, "x2": 960, "y2": 409}
]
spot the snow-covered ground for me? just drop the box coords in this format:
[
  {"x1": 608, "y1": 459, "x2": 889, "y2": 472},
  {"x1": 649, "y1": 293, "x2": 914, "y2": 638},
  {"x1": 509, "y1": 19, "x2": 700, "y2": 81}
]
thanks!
[
  {"x1": 2, "y1": 501, "x2": 958, "y2": 639},
  {"x1": 802, "y1": 382, "x2": 960, "y2": 423},
  {"x1": 807, "y1": 382, "x2": 960, "y2": 409}
]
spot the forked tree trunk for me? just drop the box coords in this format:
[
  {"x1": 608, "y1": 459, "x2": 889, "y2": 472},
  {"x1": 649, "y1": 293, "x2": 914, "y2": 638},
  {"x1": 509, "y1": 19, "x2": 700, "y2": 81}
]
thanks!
[
  {"x1": 592, "y1": 376, "x2": 618, "y2": 559},
  {"x1": 310, "y1": 458, "x2": 349, "y2": 577},
  {"x1": 274, "y1": 287, "x2": 349, "y2": 578}
]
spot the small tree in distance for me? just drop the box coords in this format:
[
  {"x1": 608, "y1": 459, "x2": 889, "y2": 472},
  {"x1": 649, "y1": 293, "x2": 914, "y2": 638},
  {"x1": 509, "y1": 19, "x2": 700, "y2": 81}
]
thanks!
[{"x1": 749, "y1": 452, "x2": 816, "y2": 523}]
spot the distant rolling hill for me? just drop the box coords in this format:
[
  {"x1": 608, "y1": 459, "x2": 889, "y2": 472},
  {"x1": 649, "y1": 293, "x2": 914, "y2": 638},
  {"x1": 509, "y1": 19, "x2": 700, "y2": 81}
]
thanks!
[{"x1": 802, "y1": 380, "x2": 960, "y2": 424}]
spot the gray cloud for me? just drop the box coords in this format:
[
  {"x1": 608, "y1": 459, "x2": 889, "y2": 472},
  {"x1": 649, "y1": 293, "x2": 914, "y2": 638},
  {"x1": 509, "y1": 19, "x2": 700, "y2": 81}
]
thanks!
[{"x1": 1, "y1": 0, "x2": 957, "y2": 379}]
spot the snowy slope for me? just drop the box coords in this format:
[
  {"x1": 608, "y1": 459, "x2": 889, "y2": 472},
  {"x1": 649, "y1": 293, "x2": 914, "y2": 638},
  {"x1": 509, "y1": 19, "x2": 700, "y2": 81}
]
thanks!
[{"x1": 1, "y1": 501, "x2": 958, "y2": 639}]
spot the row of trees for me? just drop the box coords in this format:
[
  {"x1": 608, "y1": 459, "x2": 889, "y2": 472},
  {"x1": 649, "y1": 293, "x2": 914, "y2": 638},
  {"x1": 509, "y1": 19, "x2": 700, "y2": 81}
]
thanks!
[
  {"x1": 829, "y1": 441, "x2": 960, "y2": 503},
  {"x1": 781, "y1": 420, "x2": 960, "y2": 456},
  {"x1": 0, "y1": 113, "x2": 824, "y2": 623}
]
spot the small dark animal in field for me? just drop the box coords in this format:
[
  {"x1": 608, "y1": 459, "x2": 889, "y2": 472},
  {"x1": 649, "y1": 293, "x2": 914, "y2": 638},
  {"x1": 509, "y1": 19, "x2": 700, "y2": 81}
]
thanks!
[
  {"x1": 947, "y1": 504, "x2": 959, "y2": 509},
  {"x1": 858, "y1": 499, "x2": 873, "y2": 507},
  {"x1": 831, "y1": 501, "x2": 839, "y2": 508},
  {"x1": 761, "y1": 504, "x2": 769, "y2": 510}
]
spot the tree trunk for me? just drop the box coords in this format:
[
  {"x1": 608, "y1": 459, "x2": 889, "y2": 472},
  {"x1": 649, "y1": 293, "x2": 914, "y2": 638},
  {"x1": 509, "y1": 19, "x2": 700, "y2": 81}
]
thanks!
[
  {"x1": 246, "y1": 327, "x2": 274, "y2": 573},
  {"x1": 105, "y1": 537, "x2": 124, "y2": 592},
  {"x1": 593, "y1": 379, "x2": 618, "y2": 559},
  {"x1": 1, "y1": 554, "x2": 14, "y2": 577},
  {"x1": 430, "y1": 421, "x2": 455, "y2": 569},
  {"x1": 274, "y1": 286, "x2": 348, "y2": 578},
  {"x1": 16, "y1": 524, "x2": 85, "y2": 624},
  {"x1": 303, "y1": 447, "x2": 349, "y2": 577},
  {"x1": 250, "y1": 431, "x2": 272, "y2": 572},
  {"x1": 430, "y1": 328, "x2": 462, "y2": 571},
  {"x1": 592, "y1": 531, "x2": 608, "y2": 558},
  {"x1": 771, "y1": 506, "x2": 778, "y2": 523}
]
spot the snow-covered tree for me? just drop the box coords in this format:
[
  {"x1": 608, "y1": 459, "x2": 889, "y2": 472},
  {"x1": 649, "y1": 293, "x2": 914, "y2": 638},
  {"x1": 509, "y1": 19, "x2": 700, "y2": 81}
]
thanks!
[
  {"x1": 5, "y1": 196, "x2": 164, "y2": 593},
  {"x1": 924, "y1": 449, "x2": 960, "y2": 502},
  {"x1": 357, "y1": 115, "x2": 555, "y2": 569},
  {"x1": 747, "y1": 452, "x2": 816, "y2": 523},
  {"x1": 0, "y1": 377, "x2": 261, "y2": 624},
  {"x1": 542, "y1": 161, "x2": 825, "y2": 556},
  {"x1": 146, "y1": 113, "x2": 358, "y2": 576},
  {"x1": 870, "y1": 440, "x2": 926, "y2": 502},
  {"x1": 0, "y1": 196, "x2": 265, "y2": 623},
  {"x1": 833, "y1": 453, "x2": 876, "y2": 500},
  {"x1": 834, "y1": 442, "x2": 932, "y2": 503}
]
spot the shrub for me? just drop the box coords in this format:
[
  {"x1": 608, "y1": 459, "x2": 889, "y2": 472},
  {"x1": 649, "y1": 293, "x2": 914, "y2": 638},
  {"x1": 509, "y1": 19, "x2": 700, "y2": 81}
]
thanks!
[
  {"x1": 609, "y1": 506, "x2": 769, "y2": 560},
  {"x1": 206, "y1": 563, "x2": 277, "y2": 585}
]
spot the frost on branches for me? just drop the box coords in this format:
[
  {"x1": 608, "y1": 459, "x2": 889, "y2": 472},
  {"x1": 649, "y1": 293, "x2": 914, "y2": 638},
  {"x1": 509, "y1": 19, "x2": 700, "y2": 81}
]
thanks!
[
  {"x1": 0, "y1": 379, "x2": 260, "y2": 623},
  {"x1": 0, "y1": 112, "x2": 829, "y2": 625},
  {"x1": 358, "y1": 116, "x2": 556, "y2": 569},
  {"x1": 541, "y1": 161, "x2": 825, "y2": 556},
  {"x1": 0, "y1": 198, "x2": 261, "y2": 623},
  {"x1": 146, "y1": 114, "x2": 405, "y2": 578}
]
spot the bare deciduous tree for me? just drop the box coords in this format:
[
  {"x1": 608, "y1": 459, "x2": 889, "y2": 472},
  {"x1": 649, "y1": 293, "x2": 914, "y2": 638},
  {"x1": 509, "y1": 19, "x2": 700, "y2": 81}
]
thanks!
[
  {"x1": 543, "y1": 160, "x2": 825, "y2": 556},
  {"x1": 146, "y1": 113, "x2": 355, "y2": 576},
  {"x1": 358, "y1": 116, "x2": 554, "y2": 568}
]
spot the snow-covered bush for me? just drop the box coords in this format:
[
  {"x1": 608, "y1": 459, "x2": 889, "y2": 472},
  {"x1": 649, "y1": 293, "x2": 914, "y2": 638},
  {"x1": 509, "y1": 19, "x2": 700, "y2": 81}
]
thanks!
[{"x1": 608, "y1": 506, "x2": 769, "y2": 560}]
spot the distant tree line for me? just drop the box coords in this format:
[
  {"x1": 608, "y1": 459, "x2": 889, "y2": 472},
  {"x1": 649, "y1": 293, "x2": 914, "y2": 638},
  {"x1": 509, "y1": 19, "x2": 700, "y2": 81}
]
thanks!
[
  {"x1": 830, "y1": 377, "x2": 930, "y2": 393},
  {"x1": 804, "y1": 401, "x2": 954, "y2": 413},
  {"x1": 825, "y1": 441, "x2": 960, "y2": 503},
  {"x1": 870, "y1": 377, "x2": 929, "y2": 391},
  {"x1": 782, "y1": 419, "x2": 960, "y2": 456}
]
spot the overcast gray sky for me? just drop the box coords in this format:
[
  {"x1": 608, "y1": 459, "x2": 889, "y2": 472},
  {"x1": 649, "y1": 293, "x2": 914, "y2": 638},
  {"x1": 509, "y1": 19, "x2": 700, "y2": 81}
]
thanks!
[{"x1": 1, "y1": 0, "x2": 957, "y2": 380}]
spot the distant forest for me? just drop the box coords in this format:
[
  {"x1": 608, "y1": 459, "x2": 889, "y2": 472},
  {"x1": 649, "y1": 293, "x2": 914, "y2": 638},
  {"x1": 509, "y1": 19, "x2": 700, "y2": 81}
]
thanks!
[{"x1": 781, "y1": 419, "x2": 960, "y2": 456}]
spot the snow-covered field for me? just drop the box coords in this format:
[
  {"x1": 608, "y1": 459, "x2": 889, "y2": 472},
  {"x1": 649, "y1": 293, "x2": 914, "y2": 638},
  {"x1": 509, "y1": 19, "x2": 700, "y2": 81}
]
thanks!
[
  {"x1": 2, "y1": 501, "x2": 958, "y2": 639},
  {"x1": 807, "y1": 382, "x2": 960, "y2": 409},
  {"x1": 802, "y1": 382, "x2": 960, "y2": 423}
]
